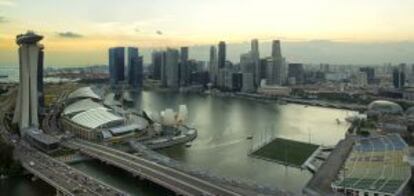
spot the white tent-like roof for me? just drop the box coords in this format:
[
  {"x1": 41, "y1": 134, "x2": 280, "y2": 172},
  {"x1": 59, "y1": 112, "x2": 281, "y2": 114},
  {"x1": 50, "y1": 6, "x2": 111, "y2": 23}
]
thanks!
[
  {"x1": 63, "y1": 99, "x2": 103, "y2": 116},
  {"x1": 67, "y1": 86, "x2": 101, "y2": 101},
  {"x1": 70, "y1": 107, "x2": 124, "y2": 129}
]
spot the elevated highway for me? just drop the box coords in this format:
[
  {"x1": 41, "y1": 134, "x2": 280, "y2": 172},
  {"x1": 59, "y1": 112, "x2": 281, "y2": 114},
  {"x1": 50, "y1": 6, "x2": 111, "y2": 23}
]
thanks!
[
  {"x1": 65, "y1": 139, "x2": 242, "y2": 196},
  {"x1": 15, "y1": 141, "x2": 128, "y2": 196}
]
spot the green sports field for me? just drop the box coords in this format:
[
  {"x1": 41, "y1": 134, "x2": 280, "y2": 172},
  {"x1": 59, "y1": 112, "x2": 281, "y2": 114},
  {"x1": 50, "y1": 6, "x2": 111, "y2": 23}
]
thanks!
[{"x1": 251, "y1": 138, "x2": 319, "y2": 167}]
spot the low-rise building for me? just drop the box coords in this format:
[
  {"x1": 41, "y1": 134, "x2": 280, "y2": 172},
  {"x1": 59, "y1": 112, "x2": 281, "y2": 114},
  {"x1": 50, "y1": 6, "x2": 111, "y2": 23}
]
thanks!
[{"x1": 257, "y1": 82, "x2": 291, "y2": 97}]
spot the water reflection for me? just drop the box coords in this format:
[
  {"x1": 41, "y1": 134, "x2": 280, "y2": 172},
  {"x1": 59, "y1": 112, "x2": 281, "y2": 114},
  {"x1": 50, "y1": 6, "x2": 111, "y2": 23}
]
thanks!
[
  {"x1": 1, "y1": 91, "x2": 354, "y2": 195},
  {"x1": 136, "y1": 91, "x2": 355, "y2": 194}
]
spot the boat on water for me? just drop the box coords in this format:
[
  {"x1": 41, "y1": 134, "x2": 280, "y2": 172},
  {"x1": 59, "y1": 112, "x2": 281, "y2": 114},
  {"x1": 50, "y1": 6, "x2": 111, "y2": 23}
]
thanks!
[
  {"x1": 246, "y1": 136, "x2": 253, "y2": 140},
  {"x1": 0, "y1": 75, "x2": 8, "y2": 78},
  {"x1": 185, "y1": 142, "x2": 192, "y2": 147},
  {"x1": 336, "y1": 118, "x2": 341, "y2": 124}
]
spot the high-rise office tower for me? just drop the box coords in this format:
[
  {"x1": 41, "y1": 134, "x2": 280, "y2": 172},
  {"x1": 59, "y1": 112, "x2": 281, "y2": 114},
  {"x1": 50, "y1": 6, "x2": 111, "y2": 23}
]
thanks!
[
  {"x1": 359, "y1": 67, "x2": 375, "y2": 85},
  {"x1": 242, "y1": 73, "x2": 255, "y2": 92},
  {"x1": 109, "y1": 47, "x2": 125, "y2": 85},
  {"x1": 218, "y1": 41, "x2": 226, "y2": 69},
  {"x1": 269, "y1": 40, "x2": 284, "y2": 85},
  {"x1": 224, "y1": 62, "x2": 234, "y2": 90},
  {"x1": 13, "y1": 31, "x2": 43, "y2": 132},
  {"x1": 240, "y1": 52, "x2": 255, "y2": 92},
  {"x1": 166, "y1": 48, "x2": 180, "y2": 88},
  {"x1": 288, "y1": 63, "x2": 305, "y2": 85},
  {"x1": 259, "y1": 58, "x2": 268, "y2": 82},
  {"x1": 179, "y1": 47, "x2": 189, "y2": 86},
  {"x1": 251, "y1": 39, "x2": 260, "y2": 86},
  {"x1": 231, "y1": 72, "x2": 243, "y2": 91},
  {"x1": 209, "y1": 46, "x2": 218, "y2": 85},
  {"x1": 160, "y1": 51, "x2": 168, "y2": 87},
  {"x1": 152, "y1": 51, "x2": 163, "y2": 80},
  {"x1": 393, "y1": 65, "x2": 406, "y2": 89},
  {"x1": 217, "y1": 41, "x2": 226, "y2": 89},
  {"x1": 127, "y1": 47, "x2": 143, "y2": 89}
]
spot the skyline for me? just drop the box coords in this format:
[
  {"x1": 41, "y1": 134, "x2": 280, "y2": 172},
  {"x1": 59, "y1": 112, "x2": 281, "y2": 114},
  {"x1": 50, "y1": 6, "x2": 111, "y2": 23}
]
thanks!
[{"x1": 1, "y1": 0, "x2": 414, "y2": 66}]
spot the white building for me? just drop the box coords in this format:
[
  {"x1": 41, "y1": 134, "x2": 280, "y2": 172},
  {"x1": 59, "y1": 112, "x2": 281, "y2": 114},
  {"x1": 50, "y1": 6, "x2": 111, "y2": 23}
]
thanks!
[{"x1": 13, "y1": 31, "x2": 44, "y2": 132}]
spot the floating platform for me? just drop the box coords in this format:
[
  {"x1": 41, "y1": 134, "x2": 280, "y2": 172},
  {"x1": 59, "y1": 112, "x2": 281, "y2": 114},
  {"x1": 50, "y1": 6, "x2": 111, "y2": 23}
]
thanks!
[{"x1": 250, "y1": 137, "x2": 319, "y2": 167}]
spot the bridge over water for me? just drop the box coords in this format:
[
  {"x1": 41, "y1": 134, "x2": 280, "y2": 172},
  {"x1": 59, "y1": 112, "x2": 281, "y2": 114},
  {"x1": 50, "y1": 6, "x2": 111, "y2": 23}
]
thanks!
[
  {"x1": 15, "y1": 141, "x2": 128, "y2": 196},
  {"x1": 65, "y1": 139, "x2": 243, "y2": 196}
]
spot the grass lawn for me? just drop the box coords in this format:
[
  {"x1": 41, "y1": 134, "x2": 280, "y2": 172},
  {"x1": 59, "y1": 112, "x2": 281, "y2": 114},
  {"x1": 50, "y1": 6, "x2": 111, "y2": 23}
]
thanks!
[{"x1": 251, "y1": 138, "x2": 319, "y2": 166}]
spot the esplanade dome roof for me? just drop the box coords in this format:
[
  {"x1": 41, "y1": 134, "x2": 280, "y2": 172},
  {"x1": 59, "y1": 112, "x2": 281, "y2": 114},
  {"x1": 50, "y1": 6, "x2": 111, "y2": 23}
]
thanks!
[{"x1": 367, "y1": 100, "x2": 403, "y2": 115}]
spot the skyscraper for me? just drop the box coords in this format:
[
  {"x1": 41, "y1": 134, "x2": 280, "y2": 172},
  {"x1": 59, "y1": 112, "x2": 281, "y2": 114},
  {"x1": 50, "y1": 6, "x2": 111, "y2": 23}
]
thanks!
[
  {"x1": 179, "y1": 47, "x2": 189, "y2": 86},
  {"x1": 242, "y1": 73, "x2": 255, "y2": 92},
  {"x1": 109, "y1": 47, "x2": 125, "y2": 85},
  {"x1": 166, "y1": 48, "x2": 180, "y2": 88},
  {"x1": 217, "y1": 41, "x2": 227, "y2": 89},
  {"x1": 218, "y1": 41, "x2": 226, "y2": 69},
  {"x1": 152, "y1": 51, "x2": 163, "y2": 80},
  {"x1": 240, "y1": 52, "x2": 255, "y2": 92},
  {"x1": 160, "y1": 51, "x2": 168, "y2": 87},
  {"x1": 209, "y1": 46, "x2": 218, "y2": 85},
  {"x1": 13, "y1": 31, "x2": 43, "y2": 132},
  {"x1": 359, "y1": 67, "x2": 375, "y2": 85},
  {"x1": 269, "y1": 40, "x2": 284, "y2": 85},
  {"x1": 251, "y1": 39, "x2": 261, "y2": 86},
  {"x1": 393, "y1": 66, "x2": 405, "y2": 89},
  {"x1": 259, "y1": 58, "x2": 268, "y2": 82},
  {"x1": 288, "y1": 63, "x2": 305, "y2": 85},
  {"x1": 272, "y1": 40, "x2": 282, "y2": 58},
  {"x1": 127, "y1": 47, "x2": 143, "y2": 89}
]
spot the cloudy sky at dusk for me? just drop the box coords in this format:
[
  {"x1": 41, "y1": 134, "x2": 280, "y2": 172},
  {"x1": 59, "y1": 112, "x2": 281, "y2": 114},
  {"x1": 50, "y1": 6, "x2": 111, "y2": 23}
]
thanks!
[{"x1": 1, "y1": 0, "x2": 414, "y2": 66}]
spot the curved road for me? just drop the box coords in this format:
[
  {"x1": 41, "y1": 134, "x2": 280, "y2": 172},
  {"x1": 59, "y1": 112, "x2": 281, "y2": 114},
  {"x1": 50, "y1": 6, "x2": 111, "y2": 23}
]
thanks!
[{"x1": 66, "y1": 139, "x2": 242, "y2": 196}]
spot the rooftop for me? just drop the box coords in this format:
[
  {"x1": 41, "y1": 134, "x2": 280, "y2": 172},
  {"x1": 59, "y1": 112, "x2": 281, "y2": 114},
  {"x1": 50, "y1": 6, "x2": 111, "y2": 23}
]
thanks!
[
  {"x1": 63, "y1": 98, "x2": 103, "y2": 116},
  {"x1": 70, "y1": 107, "x2": 124, "y2": 130},
  {"x1": 67, "y1": 86, "x2": 101, "y2": 102},
  {"x1": 367, "y1": 100, "x2": 403, "y2": 115},
  {"x1": 16, "y1": 31, "x2": 43, "y2": 45}
]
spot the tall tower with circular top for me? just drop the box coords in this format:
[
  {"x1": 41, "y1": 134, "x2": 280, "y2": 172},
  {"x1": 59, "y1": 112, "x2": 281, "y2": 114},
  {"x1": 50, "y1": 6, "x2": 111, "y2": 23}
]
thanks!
[{"x1": 13, "y1": 31, "x2": 44, "y2": 133}]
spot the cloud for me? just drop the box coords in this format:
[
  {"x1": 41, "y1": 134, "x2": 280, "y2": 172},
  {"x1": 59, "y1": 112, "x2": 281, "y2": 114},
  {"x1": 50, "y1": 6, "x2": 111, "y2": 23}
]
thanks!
[
  {"x1": 156, "y1": 30, "x2": 163, "y2": 35},
  {"x1": 0, "y1": 16, "x2": 6, "y2": 23},
  {"x1": 57, "y1": 31, "x2": 83, "y2": 38}
]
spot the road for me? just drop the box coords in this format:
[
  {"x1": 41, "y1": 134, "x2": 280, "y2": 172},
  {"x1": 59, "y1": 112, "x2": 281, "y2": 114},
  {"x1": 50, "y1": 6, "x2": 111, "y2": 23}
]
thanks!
[
  {"x1": 15, "y1": 141, "x2": 128, "y2": 196},
  {"x1": 65, "y1": 139, "x2": 242, "y2": 196}
]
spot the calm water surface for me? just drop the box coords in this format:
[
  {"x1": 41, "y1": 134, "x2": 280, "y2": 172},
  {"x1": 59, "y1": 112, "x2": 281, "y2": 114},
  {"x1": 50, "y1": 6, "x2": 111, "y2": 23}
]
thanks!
[{"x1": 1, "y1": 90, "x2": 355, "y2": 195}]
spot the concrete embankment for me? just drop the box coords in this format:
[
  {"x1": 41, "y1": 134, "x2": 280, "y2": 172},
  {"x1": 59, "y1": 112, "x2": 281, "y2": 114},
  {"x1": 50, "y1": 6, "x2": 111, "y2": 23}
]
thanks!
[{"x1": 303, "y1": 136, "x2": 356, "y2": 196}]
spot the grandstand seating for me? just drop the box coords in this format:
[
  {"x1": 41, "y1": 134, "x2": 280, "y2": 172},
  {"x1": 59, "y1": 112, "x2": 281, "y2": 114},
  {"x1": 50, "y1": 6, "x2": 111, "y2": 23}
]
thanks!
[{"x1": 332, "y1": 134, "x2": 411, "y2": 195}]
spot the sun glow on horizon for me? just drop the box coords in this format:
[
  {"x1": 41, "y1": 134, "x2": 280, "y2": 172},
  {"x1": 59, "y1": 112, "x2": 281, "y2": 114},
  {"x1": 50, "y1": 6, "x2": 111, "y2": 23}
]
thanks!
[{"x1": 1, "y1": 0, "x2": 414, "y2": 65}]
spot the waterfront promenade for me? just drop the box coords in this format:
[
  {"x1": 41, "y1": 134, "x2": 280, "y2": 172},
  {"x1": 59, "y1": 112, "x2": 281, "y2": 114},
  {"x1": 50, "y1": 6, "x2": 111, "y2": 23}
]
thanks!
[{"x1": 303, "y1": 136, "x2": 356, "y2": 195}]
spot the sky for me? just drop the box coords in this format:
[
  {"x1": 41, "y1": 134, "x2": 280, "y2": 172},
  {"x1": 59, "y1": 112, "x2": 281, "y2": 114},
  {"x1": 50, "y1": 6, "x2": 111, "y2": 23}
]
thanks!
[{"x1": 1, "y1": 0, "x2": 414, "y2": 66}]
